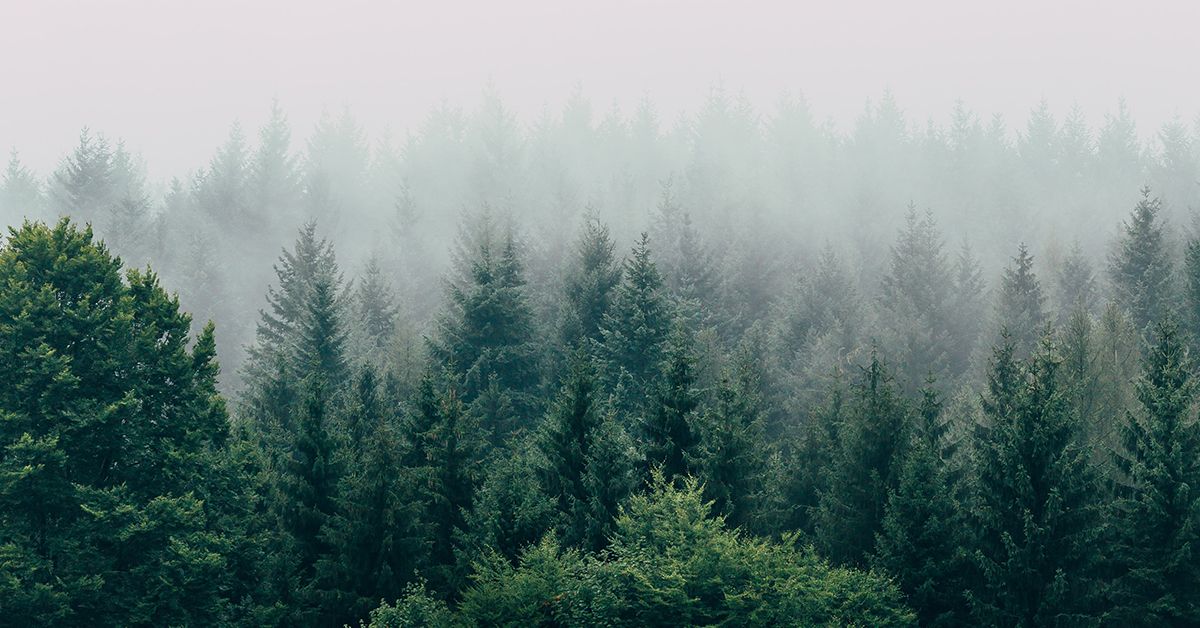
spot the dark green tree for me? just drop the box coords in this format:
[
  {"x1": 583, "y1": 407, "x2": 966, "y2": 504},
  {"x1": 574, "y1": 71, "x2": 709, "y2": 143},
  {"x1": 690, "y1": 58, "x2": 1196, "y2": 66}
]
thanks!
[
  {"x1": 600, "y1": 232, "x2": 674, "y2": 419},
  {"x1": 641, "y1": 323, "x2": 701, "y2": 482},
  {"x1": 967, "y1": 336, "x2": 1102, "y2": 626},
  {"x1": 872, "y1": 381, "x2": 969, "y2": 627},
  {"x1": 1109, "y1": 187, "x2": 1175, "y2": 332},
  {"x1": 1109, "y1": 320, "x2": 1200, "y2": 625},
  {"x1": 995, "y1": 243, "x2": 1047, "y2": 355},
  {"x1": 814, "y1": 352, "x2": 910, "y2": 567}
]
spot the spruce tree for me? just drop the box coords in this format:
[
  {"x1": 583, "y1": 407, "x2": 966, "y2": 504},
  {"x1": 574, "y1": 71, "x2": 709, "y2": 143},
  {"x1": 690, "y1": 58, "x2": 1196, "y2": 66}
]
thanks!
[
  {"x1": 536, "y1": 350, "x2": 635, "y2": 551},
  {"x1": 1109, "y1": 320, "x2": 1200, "y2": 625},
  {"x1": 1109, "y1": 187, "x2": 1175, "y2": 332},
  {"x1": 872, "y1": 381, "x2": 969, "y2": 627},
  {"x1": 641, "y1": 323, "x2": 701, "y2": 482},
  {"x1": 600, "y1": 232, "x2": 674, "y2": 419},
  {"x1": 814, "y1": 352, "x2": 910, "y2": 567},
  {"x1": 967, "y1": 336, "x2": 1102, "y2": 626},
  {"x1": 696, "y1": 357, "x2": 768, "y2": 531},
  {"x1": 995, "y1": 242, "x2": 1047, "y2": 355},
  {"x1": 560, "y1": 216, "x2": 622, "y2": 348}
]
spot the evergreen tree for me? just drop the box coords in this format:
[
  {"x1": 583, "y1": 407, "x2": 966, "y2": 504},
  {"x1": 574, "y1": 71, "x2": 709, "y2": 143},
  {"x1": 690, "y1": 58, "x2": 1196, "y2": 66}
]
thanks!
[
  {"x1": 560, "y1": 216, "x2": 621, "y2": 348},
  {"x1": 1055, "y1": 241, "x2": 1099, "y2": 318},
  {"x1": 600, "y1": 232, "x2": 674, "y2": 418},
  {"x1": 1, "y1": 149, "x2": 44, "y2": 223},
  {"x1": 872, "y1": 381, "x2": 969, "y2": 627},
  {"x1": 696, "y1": 357, "x2": 768, "y2": 530},
  {"x1": 815, "y1": 352, "x2": 910, "y2": 567},
  {"x1": 317, "y1": 398, "x2": 421, "y2": 627},
  {"x1": 641, "y1": 323, "x2": 702, "y2": 482},
  {"x1": 355, "y1": 254, "x2": 398, "y2": 360},
  {"x1": 431, "y1": 216, "x2": 540, "y2": 441},
  {"x1": 1109, "y1": 187, "x2": 1175, "y2": 332},
  {"x1": 277, "y1": 382, "x2": 340, "y2": 589},
  {"x1": 995, "y1": 243, "x2": 1047, "y2": 355},
  {"x1": 536, "y1": 351, "x2": 635, "y2": 551},
  {"x1": 407, "y1": 369, "x2": 484, "y2": 592},
  {"x1": 51, "y1": 128, "x2": 115, "y2": 223},
  {"x1": 0, "y1": 220, "x2": 239, "y2": 626},
  {"x1": 877, "y1": 208, "x2": 958, "y2": 390},
  {"x1": 1183, "y1": 237, "x2": 1200, "y2": 349},
  {"x1": 967, "y1": 336, "x2": 1102, "y2": 626},
  {"x1": 1109, "y1": 320, "x2": 1200, "y2": 625},
  {"x1": 252, "y1": 99, "x2": 301, "y2": 229}
]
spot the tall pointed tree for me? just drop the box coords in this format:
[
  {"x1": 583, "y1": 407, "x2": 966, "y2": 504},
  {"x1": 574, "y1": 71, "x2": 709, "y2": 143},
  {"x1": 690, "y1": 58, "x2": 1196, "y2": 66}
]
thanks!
[
  {"x1": 967, "y1": 336, "x2": 1102, "y2": 626},
  {"x1": 1109, "y1": 320, "x2": 1200, "y2": 625},
  {"x1": 1109, "y1": 187, "x2": 1175, "y2": 332}
]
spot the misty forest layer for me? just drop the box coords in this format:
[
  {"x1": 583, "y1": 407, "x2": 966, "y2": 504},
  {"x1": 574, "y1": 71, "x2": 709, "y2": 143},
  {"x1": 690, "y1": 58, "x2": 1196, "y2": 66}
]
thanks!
[{"x1": 3, "y1": 92, "x2": 1200, "y2": 626}]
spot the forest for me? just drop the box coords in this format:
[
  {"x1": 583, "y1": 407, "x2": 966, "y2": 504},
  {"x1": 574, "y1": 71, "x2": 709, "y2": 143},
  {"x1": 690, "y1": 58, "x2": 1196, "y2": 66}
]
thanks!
[{"x1": 3, "y1": 91, "x2": 1200, "y2": 626}]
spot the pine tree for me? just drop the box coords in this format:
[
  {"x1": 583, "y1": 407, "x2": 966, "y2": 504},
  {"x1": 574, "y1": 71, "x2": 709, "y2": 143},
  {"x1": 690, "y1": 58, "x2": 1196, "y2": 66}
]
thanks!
[
  {"x1": 431, "y1": 216, "x2": 541, "y2": 441},
  {"x1": 355, "y1": 254, "x2": 398, "y2": 360},
  {"x1": 1109, "y1": 320, "x2": 1200, "y2": 625},
  {"x1": 317, "y1": 401, "x2": 421, "y2": 627},
  {"x1": 872, "y1": 381, "x2": 969, "y2": 627},
  {"x1": 815, "y1": 352, "x2": 910, "y2": 567},
  {"x1": 967, "y1": 336, "x2": 1102, "y2": 626},
  {"x1": 1, "y1": 149, "x2": 44, "y2": 223},
  {"x1": 560, "y1": 216, "x2": 621, "y2": 348},
  {"x1": 995, "y1": 243, "x2": 1047, "y2": 355},
  {"x1": 877, "y1": 208, "x2": 957, "y2": 390},
  {"x1": 536, "y1": 350, "x2": 635, "y2": 551},
  {"x1": 252, "y1": 99, "x2": 301, "y2": 230},
  {"x1": 277, "y1": 382, "x2": 341, "y2": 584},
  {"x1": 641, "y1": 323, "x2": 701, "y2": 482},
  {"x1": 1056, "y1": 241, "x2": 1099, "y2": 318},
  {"x1": 407, "y1": 369, "x2": 484, "y2": 592},
  {"x1": 695, "y1": 357, "x2": 768, "y2": 531},
  {"x1": 1109, "y1": 187, "x2": 1175, "y2": 332},
  {"x1": 294, "y1": 268, "x2": 349, "y2": 387},
  {"x1": 0, "y1": 219, "x2": 240, "y2": 625},
  {"x1": 52, "y1": 128, "x2": 115, "y2": 223},
  {"x1": 1183, "y1": 237, "x2": 1200, "y2": 349},
  {"x1": 600, "y1": 232, "x2": 674, "y2": 418}
]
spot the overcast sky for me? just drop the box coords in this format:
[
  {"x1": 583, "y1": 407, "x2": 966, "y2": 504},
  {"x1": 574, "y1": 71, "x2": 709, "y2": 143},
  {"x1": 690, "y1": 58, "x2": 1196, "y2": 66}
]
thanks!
[{"x1": 2, "y1": 0, "x2": 1199, "y2": 181}]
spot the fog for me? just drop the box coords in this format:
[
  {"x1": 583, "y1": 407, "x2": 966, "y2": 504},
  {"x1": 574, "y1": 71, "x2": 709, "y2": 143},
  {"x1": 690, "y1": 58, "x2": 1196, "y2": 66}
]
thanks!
[
  {"x1": 4, "y1": 0, "x2": 1200, "y2": 179},
  {"x1": 10, "y1": 3, "x2": 1200, "y2": 624}
]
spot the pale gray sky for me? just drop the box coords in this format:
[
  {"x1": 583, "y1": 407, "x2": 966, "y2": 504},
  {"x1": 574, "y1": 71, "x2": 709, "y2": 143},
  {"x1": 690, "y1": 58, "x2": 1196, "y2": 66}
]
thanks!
[{"x1": 2, "y1": 0, "x2": 1198, "y2": 180}]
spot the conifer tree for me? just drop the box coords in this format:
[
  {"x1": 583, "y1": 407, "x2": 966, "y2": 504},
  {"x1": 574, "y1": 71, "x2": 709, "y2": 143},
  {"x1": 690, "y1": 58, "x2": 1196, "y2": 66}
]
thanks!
[
  {"x1": 815, "y1": 352, "x2": 910, "y2": 567},
  {"x1": 872, "y1": 381, "x2": 969, "y2": 627},
  {"x1": 560, "y1": 216, "x2": 621, "y2": 348},
  {"x1": 1109, "y1": 320, "x2": 1200, "y2": 625},
  {"x1": 696, "y1": 357, "x2": 768, "y2": 530},
  {"x1": 967, "y1": 336, "x2": 1102, "y2": 626},
  {"x1": 1109, "y1": 187, "x2": 1175, "y2": 332},
  {"x1": 431, "y1": 216, "x2": 540, "y2": 440},
  {"x1": 0, "y1": 219, "x2": 240, "y2": 625},
  {"x1": 641, "y1": 323, "x2": 702, "y2": 482},
  {"x1": 995, "y1": 243, "x2": 1047, "y2": 355},
  {"x1": 1, "y1": 149, "x2": 44, "y2": 222},
  {"x1": 536, "y1": 350, "x2": 635, "y2": 551},
  {"x1": 600, "y1": 232, "x2": 674, "y2": 418}
]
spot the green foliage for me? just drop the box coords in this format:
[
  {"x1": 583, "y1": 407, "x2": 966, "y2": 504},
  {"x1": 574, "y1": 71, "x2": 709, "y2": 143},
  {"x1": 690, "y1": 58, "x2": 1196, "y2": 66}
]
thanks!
[
  {"x1": 600, "y1": 232, "x2": 674, "y2": 419},
  {"x1": 447, "y1": 473, "x2": 916, "y2": 627},
  {"x1": 967, "y1": 336, "x2": 1103, "y2": 626},
  {"x1": 1109, "y1": 320, "x2": 1200, "y2": 625},
  {"x1": 641, "y1": 322, "x2": 702, "y2": 482},
  {"x1": 0, "y1": 219, "x2": 241, "y2": 626},
  {"x1": 872, "y1": 382, "x2": 971, "y2": 626},
  {"x1": 996, "y1": 243, "x2": 1047, "y2": 355},
  {"x1": 1109, "y1": 187, "x2": 1175, "y2": 333},
  {"x1": 815, "y1": 352, "x2": 910, "y2": 567}
]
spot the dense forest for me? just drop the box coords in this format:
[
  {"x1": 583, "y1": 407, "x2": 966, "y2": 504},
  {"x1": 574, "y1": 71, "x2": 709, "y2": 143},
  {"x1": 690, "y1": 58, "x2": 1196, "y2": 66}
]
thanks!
[{"x1": 4, "y1": 92, "x2": 1200, "y2": 626}]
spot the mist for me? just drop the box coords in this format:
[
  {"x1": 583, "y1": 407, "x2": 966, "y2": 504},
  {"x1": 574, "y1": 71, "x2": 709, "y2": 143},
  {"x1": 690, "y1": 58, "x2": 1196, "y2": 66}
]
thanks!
[{"x1": 4, "y1": 2, "x2": 1200, "y2": 626}]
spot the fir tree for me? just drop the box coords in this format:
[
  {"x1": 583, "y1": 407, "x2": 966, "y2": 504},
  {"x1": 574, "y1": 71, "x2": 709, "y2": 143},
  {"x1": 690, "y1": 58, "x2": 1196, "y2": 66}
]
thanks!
[
  {"x1": 1109, "y1": 187, "x2": 1175, "y2": 332},
  {"x1": 967, "y1": 336, "x2": 1102, "y2": 626},
  {"x1": 872, "y1": 381, "x2": 969, "y2": 627},
  {"x1": 600, "y1": 232, "x2": 674, "y2": 419},
  {"x1": 815, "y1": 352, "x2": 910, "y2": 567},
  {"x1": 560, "y1": 216, "x2": 621, "y2": 348},
  {"x1": 1109, "y1": 320, "x2": 1200, "y2": 625},
  {"x1": 996, "y1": 242, "x2": 1047, "y2": 355},
  {"x1": 641, "y1": 323, "x2": 702, "y2": 482}
]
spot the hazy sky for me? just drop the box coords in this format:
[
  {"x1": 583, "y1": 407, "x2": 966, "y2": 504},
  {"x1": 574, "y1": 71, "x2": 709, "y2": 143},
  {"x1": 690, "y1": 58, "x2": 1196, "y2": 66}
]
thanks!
[{"x1": 3, "y1": 0, "x2": 1199, "y2": 181}]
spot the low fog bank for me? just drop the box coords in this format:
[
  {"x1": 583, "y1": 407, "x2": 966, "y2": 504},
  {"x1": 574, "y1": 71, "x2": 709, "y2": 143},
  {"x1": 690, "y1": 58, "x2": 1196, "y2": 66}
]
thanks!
[{"x1": 1, "y1": 90, "x2": 1197, "y2": 390}]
